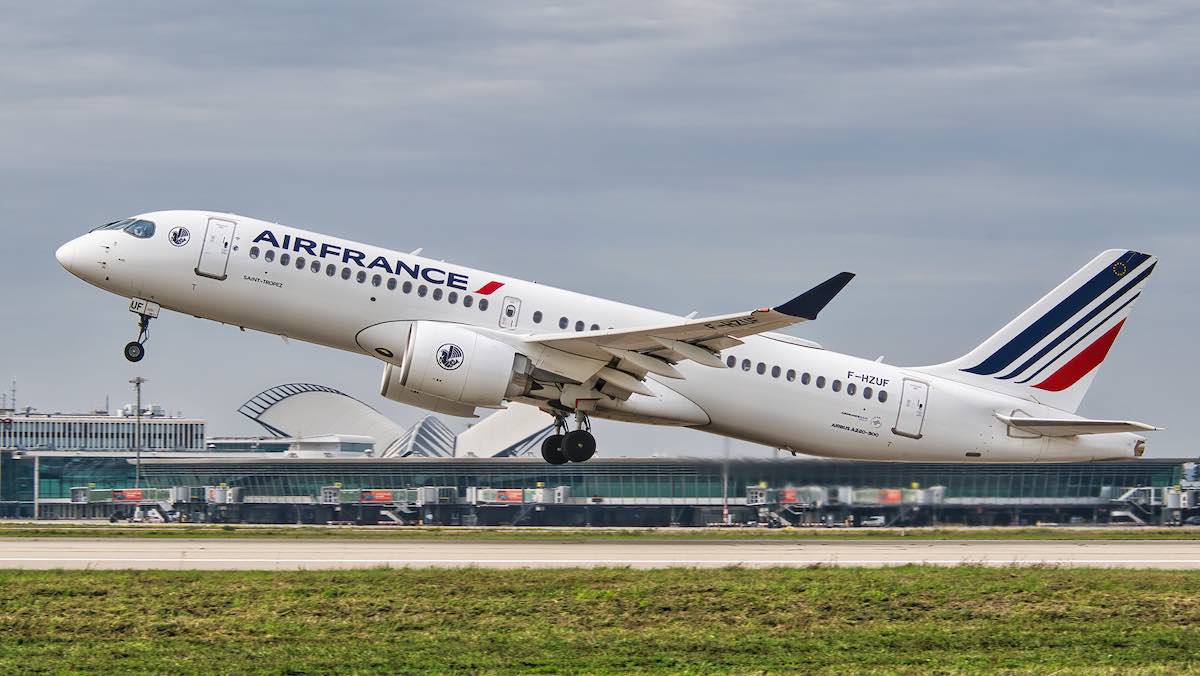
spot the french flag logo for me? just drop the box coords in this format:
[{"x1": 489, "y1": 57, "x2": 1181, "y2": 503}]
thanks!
[{"x1": 474, "y1": 281, "x2": 504, "y2": 295}]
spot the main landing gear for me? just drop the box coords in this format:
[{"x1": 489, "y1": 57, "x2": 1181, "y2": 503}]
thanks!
[
  {"x1": 124, "y1": 313, "x2": 153, "y2": 363},
  {"x1": 541, "y1": 411, "x2": 597, "y2": 464}
]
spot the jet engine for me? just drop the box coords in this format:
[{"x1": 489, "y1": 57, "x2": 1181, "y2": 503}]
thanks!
[{"x1": 379, "y1": 321, "x2": 533, "y2": 414}]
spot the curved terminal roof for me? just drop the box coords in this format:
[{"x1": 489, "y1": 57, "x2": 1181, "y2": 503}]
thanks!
[
  {"x1": 238, "y1": 384, "x2": 411, "y2": 455},
  {"x1": 389, "y1": 416, "x2": 457, "y2": 458}
]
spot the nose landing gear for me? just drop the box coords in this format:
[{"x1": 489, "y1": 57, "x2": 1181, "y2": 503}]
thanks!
[
  {"x1": 124, "y1": 299, "x2": 159, "y2": 363},
  {"x1": 540, "y1": 411, "x2": 597, "y2": 464}
]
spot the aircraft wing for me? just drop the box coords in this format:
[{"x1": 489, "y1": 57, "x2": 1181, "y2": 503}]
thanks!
[
  {"x1": 994, "y1": 413, "x2": 1161, "y2": 437},
  {"x1": 522, "y1": 272, "x2": 854, "y2": 391}
]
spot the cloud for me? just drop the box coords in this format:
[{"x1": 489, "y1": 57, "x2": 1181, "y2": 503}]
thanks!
[{"x1": 1, "y1": 1, "x2": 1196, "y2": 457}]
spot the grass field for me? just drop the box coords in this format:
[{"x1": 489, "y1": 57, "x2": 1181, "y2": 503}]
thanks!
[
  {"x1": 0, "y1": 567, "x2": 1196, "y2": 673},
  {"x1": 1, "y1": 523, "x2": 1199, "y2": 541}
]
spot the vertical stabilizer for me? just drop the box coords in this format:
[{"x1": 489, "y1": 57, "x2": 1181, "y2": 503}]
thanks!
[{"x1": 913, "y1": 249, "x2": 1156, "y2": 413}]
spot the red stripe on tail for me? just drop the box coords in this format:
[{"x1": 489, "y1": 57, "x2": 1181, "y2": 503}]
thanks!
[{"x1": 1032, "y1": 320, "x2": 1125, "y2": 392}]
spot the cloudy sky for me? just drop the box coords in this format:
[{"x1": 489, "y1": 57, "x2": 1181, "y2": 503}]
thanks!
[{"x1": 2, "y1": 2, "x2": 1196, "y2": 458}]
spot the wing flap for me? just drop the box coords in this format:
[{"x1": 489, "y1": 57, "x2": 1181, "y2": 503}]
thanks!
[
  {"x1": 520, "y1": 272, "x2": 853, "y2": 398},
  {"x1": 995, "y1": 413, "x2": 1161, "y2": 437},
  {"x1": 525, "y1": 272, "x2": 854, "y2": 364}
]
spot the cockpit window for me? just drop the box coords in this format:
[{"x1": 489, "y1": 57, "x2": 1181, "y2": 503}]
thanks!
[
  {"x1": 125, "y1": 219, "x2": 156, "y2": 239},
  {"x1": 91, "y1": 218, "x2": 135, "y2": 232},
  {"x1": 89, "y1": 218, "x2": 156, "y2": 238}
]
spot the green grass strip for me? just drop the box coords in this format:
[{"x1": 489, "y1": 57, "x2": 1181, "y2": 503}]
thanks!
[{"x1": 0, "y1": 567, "x2": 1195, "y2": 673}]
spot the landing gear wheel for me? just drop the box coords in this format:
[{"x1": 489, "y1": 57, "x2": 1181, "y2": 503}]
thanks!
[
  {"x1": 124, "y1": 341, "x2": 145, "y2": 363},
  {"x1": 541, "y1": 434, "x2": 567, "y2": 465},
  {"x1": 561, "y1": 429, "x2": 596, "y2": 463},
  {"x1": 125, "y1": 312, "x2": 153, "y2": 363}
]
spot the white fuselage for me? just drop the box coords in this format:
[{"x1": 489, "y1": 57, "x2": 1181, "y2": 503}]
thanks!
[{"x1": 56, "y1": 210, "x2": 1144, "y2": 462}]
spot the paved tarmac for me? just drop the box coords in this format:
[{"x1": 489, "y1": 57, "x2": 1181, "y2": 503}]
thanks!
[{"x1": 1, "y1": 538, "x2": 1198, "y2": 570}]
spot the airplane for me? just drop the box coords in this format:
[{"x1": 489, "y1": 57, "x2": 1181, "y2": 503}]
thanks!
[{"x1": 56, "y1": 211, "x2": 1160, "y2": 464}]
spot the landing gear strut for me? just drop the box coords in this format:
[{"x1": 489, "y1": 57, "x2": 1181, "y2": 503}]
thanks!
[
  {"x1": 124, "y1": 313, "x2": 152, "y2": 363},
  {"x1": 540, "y1": 411, "x2": 597, "y2": 464}
]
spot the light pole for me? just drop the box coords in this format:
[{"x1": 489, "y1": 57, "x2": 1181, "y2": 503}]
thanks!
[{"x1": 129, "y1": 377, "x2": 146, "y2": 489}]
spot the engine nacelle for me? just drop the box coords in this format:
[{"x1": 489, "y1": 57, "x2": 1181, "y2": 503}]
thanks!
[{"x1": 379, "y1": 321, "x2": 531, "y2": 413}]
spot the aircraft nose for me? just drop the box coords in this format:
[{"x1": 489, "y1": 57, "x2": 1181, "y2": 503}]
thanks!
[{"x1": 55, "y1": 238, "x2": 79, "y2": 273}]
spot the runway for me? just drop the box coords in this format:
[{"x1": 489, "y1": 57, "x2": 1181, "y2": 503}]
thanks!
[{"x1": 1, "y1": 538, "x2": 1198, "y2": 570}]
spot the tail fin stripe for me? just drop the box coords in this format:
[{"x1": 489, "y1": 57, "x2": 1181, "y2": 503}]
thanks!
[
  {"x1": 962, "y1": 250, "x2": 1149, "y2": 376},
  {"x1": 1032, "y1": 319, "x2": 1126, "y2": 392},
  {"x1": 997, "y1": 262, "x2": 1154, "y2": 381},
  {"x1": 1015, "y1": 291, "x2": 1139, "y2": 385}
]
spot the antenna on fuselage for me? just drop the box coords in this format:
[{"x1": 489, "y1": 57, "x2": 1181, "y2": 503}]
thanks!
[{"x1": 409, "y1": 247, "x2": 423, "y2": 256}]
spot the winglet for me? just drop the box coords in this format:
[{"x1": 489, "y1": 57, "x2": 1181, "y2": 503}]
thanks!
[{"x1": 773, "y1": 272, "x2": 855, "y2": 320}]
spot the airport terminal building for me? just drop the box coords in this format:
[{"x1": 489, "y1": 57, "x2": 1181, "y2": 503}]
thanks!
[
  {"x1": 1, "y1": 387, "x2": 1195, "y2": 526},
  {"x1": 2, "y1": 451, "x2": 1192, "y2": 526}
]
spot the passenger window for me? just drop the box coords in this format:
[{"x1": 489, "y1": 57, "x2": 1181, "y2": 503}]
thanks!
[
  {"x1": 463, "y1": 295, "x2": 473, "y2": 307},
  {"x1": 816, "y1": 376, "x2": 826, "y2": 389},
  {"x1": 771, "y1": 365, "x2": 781, "y2": 378},
  {"x1": 864, "y1": 386, "x2": 873, "y2": 400},
  {"x1": 448, "y1": 291, "x2": 458, "y2": 304},
  {"x1": 559, "y1": 317, "x2": 569, "y2": 329},
  {"x1": 386, "y1": 278, "x2": 397, "y2": 291},
  {"x1": 249, "y1": 246, "x2": 260, "y2": 260},
  {"x1": 590, "y1": 324, "x2": 600, "y2": 331},
  {"x1": 479, "y1": 298, "x2": 489, "y2": 311},
  {"x1": 326, "y1": 264, "x2": 336, "y2": 277},
  {"x1": 786, "y1": 369, "x2": 796, "y2": 382},
  {"x1": 878, "y1": 390, "x2": 888, "y2": 403},
  {"x1": 726, "y1": 355, "x2": 736, "y2": 368},
  {"x1": 340, "y1": 267, "x2": 351, "y2": 280},
  {"x1": 575, "y1": 321, "x2": 584, "y2": 332},
  {"x1": 356, "y1": 271, "x2": 367, "y2": 284},
  {"x1": 280, "y1": 253, "x2": 290, "y2": 266},
  {"x1": 310, "y1": 260, "x2": 320, "y2": 273},
  {"x1": 741, "y1": 359, "x2": 751, "y2": 372},
  {"x1": 756, "y1": 362, "x2": 766, "y2": 375},
  {"x1": 372, "y1": 274, "x2": 382, "y2": 287},
  {"x1": 847, "y1": 383, "x2": 857, "y2": 396},
  {"x1": 533, "y1": 311, "x2": 543, "y2": 323},
  {"x1": 417, "y1": 285, "x2": 427, "y2": 297},
  {"x1": 265, "y1": 250, "x2": 276, "y2": 263},
  {"x1": 801, "y1": 373, "x2": 812, "y2": 385},
  {"x1": 403, "y1": 281, "x2": 413, "y2": 294},
  {"x1": 832, "y1": 380, "x2": 842, "y2": 393},
  {"x1": 432, "y1": 288, "x2": 443, "y2": 301}
]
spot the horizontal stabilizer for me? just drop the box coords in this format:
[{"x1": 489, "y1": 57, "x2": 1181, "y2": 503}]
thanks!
[{"x1": 994, "y1": 413, "x2": 1161, "y2": 438}]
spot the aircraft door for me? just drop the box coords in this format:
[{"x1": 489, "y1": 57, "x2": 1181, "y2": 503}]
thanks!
[
  {"x1": 195, "y1": 217, "x2": 237, "y2": 280},
  {"x1": 891, "y1": 378, "x2": 930, "y2": 439},
  {"x1": 499, "y1": 296, "x2": 521, "y2": 329}
]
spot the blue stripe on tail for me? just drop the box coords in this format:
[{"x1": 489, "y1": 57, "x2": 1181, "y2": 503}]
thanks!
[
  {"x1": 962, "y1": 251, "x2": 1149, "y2": 376},
  {"x1": 1015, "y1": 292, "x2": 1141, "y2": 385},
  {"x1": 996, "y1": 262, "x2": 1155, "y2": 380}
]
